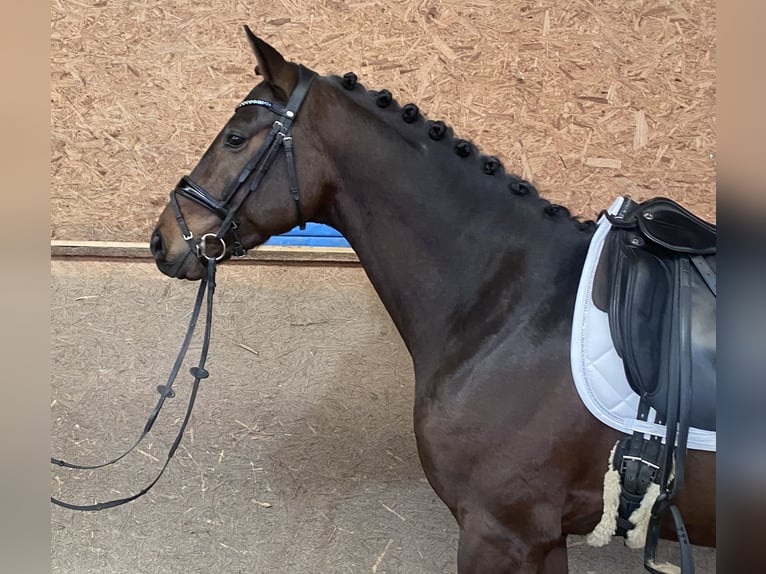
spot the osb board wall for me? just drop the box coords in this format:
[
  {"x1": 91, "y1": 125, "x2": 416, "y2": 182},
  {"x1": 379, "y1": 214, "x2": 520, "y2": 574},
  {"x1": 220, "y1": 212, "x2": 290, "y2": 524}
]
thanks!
[{"x1": 51, "y1": 0, "x2": 715, "y2": 242}]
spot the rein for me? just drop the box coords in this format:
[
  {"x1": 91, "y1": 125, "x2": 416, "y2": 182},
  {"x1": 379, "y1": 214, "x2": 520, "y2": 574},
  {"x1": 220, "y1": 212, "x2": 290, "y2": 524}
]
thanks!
[
  {"x1": 51, "y1": 65, "x2": 316, "y2": 511},
  {"x1": 51, "y1": 258, "x2": 216, "y2": 511}
]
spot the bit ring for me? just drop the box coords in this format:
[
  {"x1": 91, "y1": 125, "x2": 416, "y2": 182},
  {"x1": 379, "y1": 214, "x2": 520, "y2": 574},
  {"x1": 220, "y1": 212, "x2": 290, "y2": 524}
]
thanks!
[{"x1": 198, "y1": 233, "x2": 226, "y2": 261}]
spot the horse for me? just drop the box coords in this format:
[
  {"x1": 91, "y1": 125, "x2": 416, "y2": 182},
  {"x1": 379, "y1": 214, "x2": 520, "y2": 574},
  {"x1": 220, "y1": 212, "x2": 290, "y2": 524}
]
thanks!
[{"x1": 150, "y1": 27, "x2": 715, "y2": 573}]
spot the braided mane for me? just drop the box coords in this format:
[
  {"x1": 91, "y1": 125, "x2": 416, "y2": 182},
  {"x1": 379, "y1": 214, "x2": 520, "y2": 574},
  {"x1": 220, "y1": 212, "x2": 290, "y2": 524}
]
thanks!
[{"x1": 330, "y1": 71, "x2": 596, "y2": 233}]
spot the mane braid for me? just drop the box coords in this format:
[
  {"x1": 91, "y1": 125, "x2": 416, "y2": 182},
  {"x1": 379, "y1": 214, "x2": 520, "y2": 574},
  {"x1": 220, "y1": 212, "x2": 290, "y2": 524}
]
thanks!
[{"x1": 329, "y1": 73, "x2": 596, "y2": 231}]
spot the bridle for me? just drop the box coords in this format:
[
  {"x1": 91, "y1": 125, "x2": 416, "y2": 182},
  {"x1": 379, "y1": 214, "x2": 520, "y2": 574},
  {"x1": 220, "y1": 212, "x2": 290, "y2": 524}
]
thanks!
[
  {"x1": 170, "y1": 64, "x2": 316, "y2": 261},
  {"x1": 51, "y1": 65, "x2": 316, "y2": 511}
]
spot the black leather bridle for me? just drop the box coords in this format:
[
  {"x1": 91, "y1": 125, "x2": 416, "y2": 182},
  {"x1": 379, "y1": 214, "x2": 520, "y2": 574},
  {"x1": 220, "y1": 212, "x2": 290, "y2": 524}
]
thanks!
[
  {"x1": 170, "y1": 64, "x2": 316, "y2": 261},
  {"x1": 51, "y1": 65, "x2": 316, "y2": 511}
]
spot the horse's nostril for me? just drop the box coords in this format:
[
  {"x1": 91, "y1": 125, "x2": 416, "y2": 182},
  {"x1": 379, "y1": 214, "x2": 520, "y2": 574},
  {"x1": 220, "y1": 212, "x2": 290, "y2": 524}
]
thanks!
[{"x1": 150, "y1": 230, "x2": 164, "y2": 258}]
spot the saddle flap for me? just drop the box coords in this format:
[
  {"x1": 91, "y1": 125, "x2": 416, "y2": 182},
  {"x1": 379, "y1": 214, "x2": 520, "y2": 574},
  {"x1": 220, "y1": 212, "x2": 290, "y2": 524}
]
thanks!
[
  {"x1": 609, "y1": 237, "x2": 671, "y2": 397},
  {"x1": 592, "y1": 196, "x2": 717, "y2": 432},
  {"x1": 636, "y1": 198, "x2": 716, "y2": 255}
]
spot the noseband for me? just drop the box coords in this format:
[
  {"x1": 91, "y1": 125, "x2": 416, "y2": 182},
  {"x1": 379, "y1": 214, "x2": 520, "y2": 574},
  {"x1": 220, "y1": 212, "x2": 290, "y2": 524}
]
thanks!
[{"x1": 170, "y1": 64, "x2": 316, "y2": 261}]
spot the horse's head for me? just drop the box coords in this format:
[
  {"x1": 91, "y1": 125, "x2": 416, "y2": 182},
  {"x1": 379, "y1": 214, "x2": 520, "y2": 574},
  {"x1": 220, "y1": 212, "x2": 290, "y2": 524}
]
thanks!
[{"x1": 151, "y1": 27, "x2": 335, "y2": 280}]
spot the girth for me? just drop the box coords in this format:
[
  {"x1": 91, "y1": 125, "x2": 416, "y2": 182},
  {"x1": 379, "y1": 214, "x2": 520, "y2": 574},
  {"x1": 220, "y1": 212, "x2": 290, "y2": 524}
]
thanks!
[{"x1": 592, "y1": 196, "x2": 716, "y2": 574}]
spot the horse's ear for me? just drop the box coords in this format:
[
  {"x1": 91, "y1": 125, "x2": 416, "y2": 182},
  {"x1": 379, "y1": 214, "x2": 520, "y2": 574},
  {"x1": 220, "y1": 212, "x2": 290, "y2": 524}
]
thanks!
[{"x1": 243, "y1": 25, "x2": 297, "y2": 102}]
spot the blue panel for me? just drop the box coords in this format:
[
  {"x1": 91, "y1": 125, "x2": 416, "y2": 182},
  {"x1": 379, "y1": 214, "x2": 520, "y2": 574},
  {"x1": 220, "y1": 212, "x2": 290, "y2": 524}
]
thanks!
[
  {"x1": 281, "y1": 223, "x2": 344, "y2": 237},
  {"x1": 263, "y1": 223, "x2": 351, "y2": 247}
]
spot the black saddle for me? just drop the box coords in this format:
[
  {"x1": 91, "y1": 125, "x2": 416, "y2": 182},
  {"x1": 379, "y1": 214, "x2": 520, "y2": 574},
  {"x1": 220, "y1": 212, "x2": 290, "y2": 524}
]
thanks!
[
  {"x1": 593, "y1": 196, "x2": 716, "y2": 430},
  {"x1": 591, "y1": 196, "x2": 716, "y2": 574}
]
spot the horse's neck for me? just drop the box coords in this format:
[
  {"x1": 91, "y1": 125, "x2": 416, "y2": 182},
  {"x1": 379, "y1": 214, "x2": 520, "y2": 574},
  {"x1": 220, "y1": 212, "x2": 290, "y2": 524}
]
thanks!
[{"x1": 317, "y1": 91, "x2": 590, "y2": 379}]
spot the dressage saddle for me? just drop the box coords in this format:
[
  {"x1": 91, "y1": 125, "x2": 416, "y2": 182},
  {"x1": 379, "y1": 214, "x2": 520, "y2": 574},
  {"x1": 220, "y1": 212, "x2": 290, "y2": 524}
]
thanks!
[{"x1": 592, "y1": 196, "x2": 716, "y2": 574}]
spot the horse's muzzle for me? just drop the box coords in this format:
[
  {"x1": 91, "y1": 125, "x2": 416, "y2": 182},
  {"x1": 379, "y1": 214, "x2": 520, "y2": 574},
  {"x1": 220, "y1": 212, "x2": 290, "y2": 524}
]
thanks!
[{"x1": 150, "y1": 228, "x2": 207, "y2": 281}]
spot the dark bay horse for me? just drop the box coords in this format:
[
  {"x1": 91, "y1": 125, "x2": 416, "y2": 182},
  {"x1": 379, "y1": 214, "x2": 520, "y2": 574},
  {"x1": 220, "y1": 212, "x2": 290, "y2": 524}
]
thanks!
[{"x1": 150, "y1": 28, "x2": 715, "y2": 573}]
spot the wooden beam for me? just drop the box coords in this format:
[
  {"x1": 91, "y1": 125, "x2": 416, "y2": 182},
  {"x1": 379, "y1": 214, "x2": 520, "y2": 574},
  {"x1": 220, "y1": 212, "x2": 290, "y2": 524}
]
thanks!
[{"x1": 50, "y1": 240, "x2": 360, "y2": 265}]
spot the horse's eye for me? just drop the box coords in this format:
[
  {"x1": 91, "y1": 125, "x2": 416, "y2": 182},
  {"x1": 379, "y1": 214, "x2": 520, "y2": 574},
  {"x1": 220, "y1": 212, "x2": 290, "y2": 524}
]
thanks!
[{"x1": 225, "y1": 134, "x2": 247, "y2": 148}]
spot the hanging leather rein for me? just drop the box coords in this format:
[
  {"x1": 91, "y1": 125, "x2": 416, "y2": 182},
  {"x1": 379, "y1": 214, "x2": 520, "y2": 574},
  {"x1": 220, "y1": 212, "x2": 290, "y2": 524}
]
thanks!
[
  {"x1": 51, "y1": 258, "x2": 216, "y2": 511},
  {"x1": 51, "y1": 66, "x2": 316, "y2": 511}
]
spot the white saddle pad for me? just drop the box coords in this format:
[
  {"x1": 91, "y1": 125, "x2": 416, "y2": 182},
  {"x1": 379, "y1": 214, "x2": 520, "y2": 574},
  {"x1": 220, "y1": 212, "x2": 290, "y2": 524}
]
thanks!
[{"x1": 570, "y1": 197, "x2": 716, "y2": 452}]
